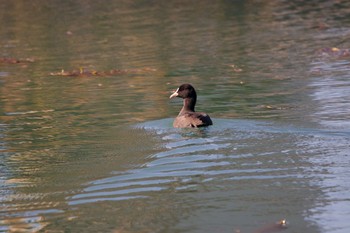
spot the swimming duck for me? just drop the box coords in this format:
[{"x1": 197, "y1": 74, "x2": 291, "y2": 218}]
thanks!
[{"x1": 169, "y1": 83, "x2": 213, "y2": 128}]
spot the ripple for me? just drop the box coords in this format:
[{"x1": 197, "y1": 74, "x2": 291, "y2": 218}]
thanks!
[
  {"x1": 5, "y1": 109, "x2": 55, "y2": 116},
  {"x1": 0, "y1": 207, "x2": 63, "y2": 233},
  {"x1": 310, "y1": 60, "x2": 350, "y2": 128},
  {"x1": 151, "y1": 143, "x2": 231, "y2": 158},
  {"x1": 68, "y1": 118, "x2": 306, "y2": 206}
]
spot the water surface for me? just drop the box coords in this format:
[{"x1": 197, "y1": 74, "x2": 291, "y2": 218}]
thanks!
[{"x1": 1, "y1": 1, "x2": 350, "y2": 233}]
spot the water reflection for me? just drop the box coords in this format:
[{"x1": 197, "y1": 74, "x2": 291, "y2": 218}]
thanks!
[
  {"x1": 301, "y1": 132, "x2": 350, "y2": 233},
  {"x1": 310, "y1": 60, "x2": 350, "y2": 128},
  {"x1": 307, "y1": 57, "x2": 350, "y2": 232},
  {"x1": 1, "y1": 0, "x2": 350, "y2": 232}
]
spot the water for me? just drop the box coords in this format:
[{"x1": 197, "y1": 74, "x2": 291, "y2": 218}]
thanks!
[{"x1": 1, "y1": 1, "x2": 350, "y2": 232}]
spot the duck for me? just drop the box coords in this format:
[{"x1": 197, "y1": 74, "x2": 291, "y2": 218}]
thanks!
[{"x1": 169, "y1": 83, "x2": 213, "y2": 128}]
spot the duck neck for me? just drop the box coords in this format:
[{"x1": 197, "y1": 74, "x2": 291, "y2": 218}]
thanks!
[{"x1": 179, "y1": 97, "x2": 196, "y2": 114}]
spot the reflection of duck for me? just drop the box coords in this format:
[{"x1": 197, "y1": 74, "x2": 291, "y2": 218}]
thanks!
[{"x1": 169, "y1": 84, "x2": 213, "y2": 128}]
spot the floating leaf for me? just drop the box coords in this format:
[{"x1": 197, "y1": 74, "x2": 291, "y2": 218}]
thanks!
[
  {"x1": 0, "y1": 57, "x2": 34, "y2": 64},
  {"x1": 252, "y1": 219, "x2": 288, "y2": 233},
  {"x1": 49, "y1": 67, "x2": 157, "y2": 77},
  {"x1": 318, "y1": 47, "x2": 350, "y2": 58}
]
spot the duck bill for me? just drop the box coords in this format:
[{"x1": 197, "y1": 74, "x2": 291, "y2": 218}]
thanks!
[{"x1": 169, "y1": 88, "x2": 179, "y2": 99}]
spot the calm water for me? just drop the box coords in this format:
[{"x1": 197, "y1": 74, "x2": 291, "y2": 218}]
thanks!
[{"x1": 1, "y1": 1, "x2": 350, "y2": 233}]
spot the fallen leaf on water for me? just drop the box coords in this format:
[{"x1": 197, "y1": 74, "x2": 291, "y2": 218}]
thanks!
[
  {"x1": 228, "y1": 64, "x2": 243, "y2": 72},
  {"x1": 49, "y1": 67, "x2": 157, "y2": 77},
  {"x1": 318, "y1": 47, "x2": 350, "y2": 58},
  {"x1": 0, "y1": 57, "x2": 35, "y2": 64},
  {"x1": 0, "y1": 57, "x2": 20, "y2": 64},
  {"x1": 252, "y1": 219, "x2": 288, "y2": 233}
]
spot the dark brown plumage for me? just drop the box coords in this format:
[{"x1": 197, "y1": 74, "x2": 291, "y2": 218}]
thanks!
[{"x1": 169, "y1": 84, "x2": 213, "y2": 128}]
